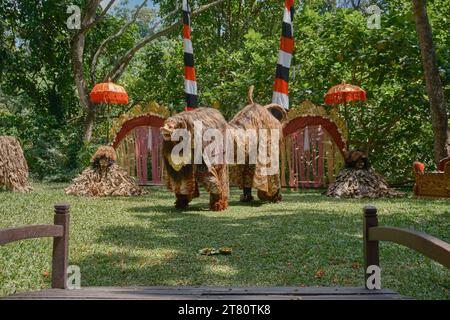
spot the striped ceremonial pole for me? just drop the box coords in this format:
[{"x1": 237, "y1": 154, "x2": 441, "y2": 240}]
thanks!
[
  {"x1": 272, "y1": 0, "x2": 296, "y2": 110},
  {"x1": 183, "y1": 0, "x2": 198, "y2": 111}
]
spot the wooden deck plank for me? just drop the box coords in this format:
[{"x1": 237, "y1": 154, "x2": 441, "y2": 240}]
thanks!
[
  {"x1": 6, "y1": 286, "x2": 398, "y2": 296},
  {"x1": 3, "y1": 286, "x2": 408, "y2": 300},
  {"x1": 3, "y1": 295, "x2": 405, "y2": 300}
]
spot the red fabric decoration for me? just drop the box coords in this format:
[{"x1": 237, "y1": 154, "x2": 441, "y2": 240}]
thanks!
[
  {"x1": 90, "y1": 80, "x2": 129, "y2": 105},
  {"x1": 135, "y1": 127, "x2": 149, "y2": 185},
  {"x1": 413, "y1": 161, "x2": 425, "y2": 174},
  {"x1": 317, "y1": 126, "x2": 324, "y2": 187},
  {"x1": 112, "y1": 115, "x2": 165, "y2": 148},
  {"x1": 284, "y1": 116, "x2": 347, "y2": 156},
  {"x1": 438, "y1": 156, "x2": 450, "y2": 171},
  {"x1": 324, "y1": 83, "x2": 366, "y2": 105}
]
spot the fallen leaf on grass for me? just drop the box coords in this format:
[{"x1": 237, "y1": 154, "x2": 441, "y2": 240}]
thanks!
[
  {"x1": 199, "y1": 247, "x2": 232, "y2": 256},
  {"x1": 314, "y1": 269, "x2": 325, "y2": 278},
  {"x1": 219, "y1": 247, "x2": 232, "y2": 255},
  {"x1": 199, "y1": 248, "x2": 217, "y2": 255}
]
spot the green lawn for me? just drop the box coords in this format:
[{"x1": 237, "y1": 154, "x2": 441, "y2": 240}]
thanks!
[{"x1": 0, "y1": 182, "x2": 449, "y2": 299}]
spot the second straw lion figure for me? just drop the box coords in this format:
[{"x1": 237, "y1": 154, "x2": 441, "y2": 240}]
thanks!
[
  {"x1": 160, "y1": 108, "x2": 229, "y2": 211},
  {"x1": 228, "y1": 86, "x2": 287, "y2": 203}
]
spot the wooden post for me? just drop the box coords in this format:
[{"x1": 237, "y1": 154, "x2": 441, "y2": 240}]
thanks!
[
  {"x1": 363, "y1": 205, "x2": 379, "y2": 289},
  {"x1": 52, "y1": 203, "x2": 70, "y2": 289}
]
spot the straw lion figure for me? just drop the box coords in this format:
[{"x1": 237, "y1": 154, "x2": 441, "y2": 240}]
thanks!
[
  {"x1": 228, "y1": 86, "x2": 287, "y2": 203},
  {"x1": 160, "y1": 107, "x2": 229, "y2": 211}
]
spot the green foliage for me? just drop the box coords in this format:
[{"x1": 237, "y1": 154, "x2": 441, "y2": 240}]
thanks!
[
  {"x1": 0, "y1": 0, "x2": 449, "y2": 183},
  {"x1": 123, "y1": 0, "x2": 448, "y2": 182},
  {"x1": 289, "y1": 3, "x2": 434, "y2": 181},
  {"x1": 0, "y1": 0, "x2": 142, "y2": 178}
]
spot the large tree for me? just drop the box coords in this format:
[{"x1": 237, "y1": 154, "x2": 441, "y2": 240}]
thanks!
[
  {"x1": 71, "y1": 0, "x2": 225, "y2": 142},
  {"x1": 412, "y1": 0, "x2": 449, "y2": 164}
]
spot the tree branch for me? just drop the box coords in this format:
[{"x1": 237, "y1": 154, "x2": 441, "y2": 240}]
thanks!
[
  {"x1": 71, "y1": 0, "x2": 116, "y2": 141},
  {"x1": 97, "y1": 97, "x2": 146, "y2": 120},
  {"x1": 367, "y1": 106, "x2": 411, "y2": 152},
  {"x1": 90, "y1": 0, "x2": 148, "y2": 83},
  {"x1": 82, "y1": 0, "x2": 116, "y2": 33},
  {"x1": 106, "y1": 0, "x2": 225, "y2": 81}
]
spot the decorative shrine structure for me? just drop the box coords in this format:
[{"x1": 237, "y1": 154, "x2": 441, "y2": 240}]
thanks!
[
  {"x1": 110, "y1": 103, "x2": 167, "y2": 185},
  {"x1": 281, "y1": 101, "x2": 348, "y2": 189},
  {"x1": 110, "y1": 101, "x2": 347, "y2": 189}
]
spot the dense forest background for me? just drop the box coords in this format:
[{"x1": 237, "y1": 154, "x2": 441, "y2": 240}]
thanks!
[{"x1": 0, "y1": 0, "x2": 448, "y2": 183}]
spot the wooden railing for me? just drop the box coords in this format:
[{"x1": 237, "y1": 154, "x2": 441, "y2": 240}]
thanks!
[
  {"x1": 0, "y1": 204, "x2": 70, "y2": 289},
  {"x1": 1, "y1": 203, "x2": 448, "y2": 292},
  {"x1": 363, "y1": 205, "x2": 450, "y2": 288}
]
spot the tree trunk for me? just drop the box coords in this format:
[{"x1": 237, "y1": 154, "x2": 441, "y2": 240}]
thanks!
[
  {"x1": 83, "y1": 107, "x2": 97, "y2": 142},
  {"x1": 412, "y1": 0, "x2": 449, "y2": 164},
  {"x1": 70, "y1": 0, "x2": 103, "y2": 143},
  {"x1": 72, "y1": 32, "x2": 96, "y2": 142}
]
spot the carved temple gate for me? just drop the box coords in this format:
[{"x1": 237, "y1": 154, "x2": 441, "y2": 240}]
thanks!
[
  {"x1": 111, "y1": 109, "x2": 166, "y2": 185},
  {"x1": 281, "y1": 101, "x2": 347, "y2": 189}
]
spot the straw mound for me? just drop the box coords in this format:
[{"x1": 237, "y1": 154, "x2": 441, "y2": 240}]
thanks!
[
  {"x1": 65, "y1": 163, "x2": 144, "y2": 197},
  {"x1": 325, "y1": 168, "x2": 404, "y2": 198},
  {"x1": 0, "y1": 136, "x2": 33, "y2": 192}
]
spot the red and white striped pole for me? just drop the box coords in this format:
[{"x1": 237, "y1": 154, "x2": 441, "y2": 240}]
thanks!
[
  {"x1": 272, "y1": 0, "x2": 296, "y2": 110},
  {"x1": 182, "y1": 0, "x2": 198, "y2": 111}
]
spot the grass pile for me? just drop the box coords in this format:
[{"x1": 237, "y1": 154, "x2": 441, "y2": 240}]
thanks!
[
  {"x1": 64, "y1": 146, "x2": 143, "y2": 197},
  {"x1": 0, "y1": 136, "x2": 32, "y2": 192},
  {"x1": 326, "y1": 168, "x2": 404, "y2": 198}
]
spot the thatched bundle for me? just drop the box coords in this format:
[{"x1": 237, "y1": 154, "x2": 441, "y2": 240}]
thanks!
[
  {"x1": 325, "y1": 168, "x2": 403, "y2": 198},
  {"x1": 65, "y1": 146, "x2": 144, "y2": 197},
  {"x1": 0, "y1": 136, "x2": 33, "y2": 192},
  {"x1": 326, "y1": 151, "x2": 403, "y2": 198}
]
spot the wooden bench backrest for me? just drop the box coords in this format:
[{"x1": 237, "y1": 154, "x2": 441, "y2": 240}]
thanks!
[
  {"x1": 0, "y1": 204, "x2": 70, "y2": 289},
  {"x1": 362, "y1": 205, "x2": 450, "y2": 289}
]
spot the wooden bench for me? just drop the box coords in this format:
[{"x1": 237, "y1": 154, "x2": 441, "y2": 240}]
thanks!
[
  {"x1": 363, "y1": 205, "x2": 450, "y2": 288},
  {"x1": 1, "y1": 204, "x2": 449, "y2": 300},
  {"x1": 0, "y1": 204, "x2": 70, "y2": 289}
]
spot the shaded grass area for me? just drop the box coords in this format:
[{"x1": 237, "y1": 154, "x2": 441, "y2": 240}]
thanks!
[{"x1": 0, "y1": 183, "x2": 449, "y2": 299}]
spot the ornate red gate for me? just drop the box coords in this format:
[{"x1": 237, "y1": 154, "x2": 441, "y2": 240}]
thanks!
[
  {"x1": 112, "y1": 113, "x2": 166, "y2": 185},
  {"x1": 281, "y1": 101, "x2": 347, "y2": 189}
]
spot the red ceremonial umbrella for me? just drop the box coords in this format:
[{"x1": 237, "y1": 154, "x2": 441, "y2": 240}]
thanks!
[
  {"x1": 90, "y1": 78, "x2": 129, "y2": 142},
  {"x1": 324, "y1": 83, "x2": 366, "y2": 148}
]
